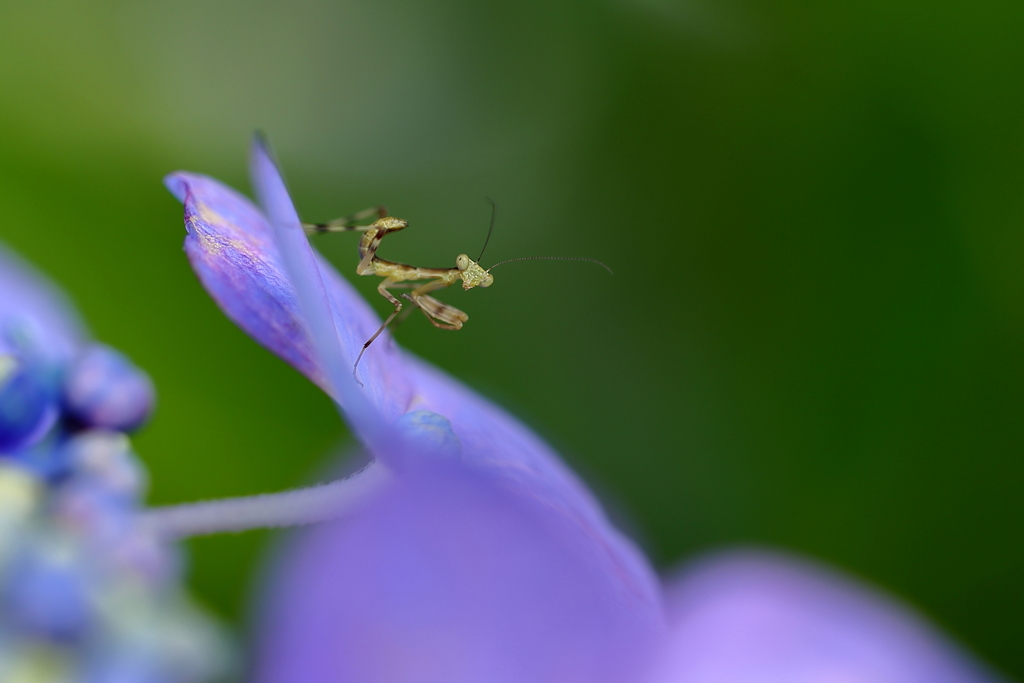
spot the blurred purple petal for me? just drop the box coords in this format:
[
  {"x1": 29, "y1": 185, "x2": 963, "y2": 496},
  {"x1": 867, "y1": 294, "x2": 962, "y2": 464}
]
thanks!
[
  {"x1": 0, "y1": 243, "x2": 86, "y2": 362},
  {"x1": 0, "y1": 243, "x2": 84, "y2": 451},
  {"x1": 404, "y1": 354, "x2": 661, "y2": 608},
  {"x1": 256, "y1": 464, "x2": 666, "y2": 683},
  {"x1": 648, "y1": 550, "x2": 1004, "y2": 683},
  {"x1": 61, "y1": 429, "x2": 147, "y2": 500},
  {"x1": 1, "y1": 537, "x2": 94, "y2": 642},
  {"x1": 0, "y1": 242, "x2": 226, "y2": 682}
]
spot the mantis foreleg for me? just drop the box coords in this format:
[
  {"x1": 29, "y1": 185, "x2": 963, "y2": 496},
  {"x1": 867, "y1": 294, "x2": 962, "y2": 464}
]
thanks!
[{"x1": 404, "y1": 280, "x2": 467, "y2": 330}]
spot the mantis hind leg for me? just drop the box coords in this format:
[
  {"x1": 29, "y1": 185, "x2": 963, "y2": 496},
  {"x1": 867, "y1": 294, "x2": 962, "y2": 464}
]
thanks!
[{"x1": 303, "y1": 205, "x2": 388, "y2": 234}]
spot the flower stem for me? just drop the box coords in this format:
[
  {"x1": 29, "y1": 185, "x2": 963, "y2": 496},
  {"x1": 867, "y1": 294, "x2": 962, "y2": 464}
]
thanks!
[{"x1": 140, "y1": 460, "x2": 390, "y2": 538}]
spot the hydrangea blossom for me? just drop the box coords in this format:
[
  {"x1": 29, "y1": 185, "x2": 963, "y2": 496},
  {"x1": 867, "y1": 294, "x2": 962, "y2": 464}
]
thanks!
[
  {"x1": 162, "y1": 137, "x2": 1006, "y2": 683},
  {"x1": 0, "y1": 245, "x2": 227, "y2": 682}
]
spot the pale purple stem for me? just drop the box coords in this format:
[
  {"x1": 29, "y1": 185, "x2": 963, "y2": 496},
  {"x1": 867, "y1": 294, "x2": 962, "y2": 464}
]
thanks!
[{"x1": 140, "y1": 461, "x2": 391, "y2": 538}]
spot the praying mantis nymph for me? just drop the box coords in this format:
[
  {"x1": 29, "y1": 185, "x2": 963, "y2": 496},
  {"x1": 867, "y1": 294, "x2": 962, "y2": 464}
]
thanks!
[{"x1": 302, "y1": 202, "x2": 612, "y2": 381}]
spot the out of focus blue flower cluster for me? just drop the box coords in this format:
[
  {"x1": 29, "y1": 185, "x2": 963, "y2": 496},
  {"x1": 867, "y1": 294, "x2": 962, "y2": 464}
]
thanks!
[{"x1": 0, "y1": 246, "x2": 226, "y2": 683}]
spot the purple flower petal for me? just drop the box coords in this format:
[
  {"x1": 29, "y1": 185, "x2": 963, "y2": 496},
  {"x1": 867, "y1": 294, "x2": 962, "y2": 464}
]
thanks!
[
  {"x1": 256, "y1": 464, "x2": 666, "y2": 683},
  {"x1": 164, "y1": 171, "x2": 414, "y2": 429},
  {"x1": 165, "y1": 172, "x2": 328, "y2": 391},
  {"x1": 0, "y1": 242, "x2": 85, "y2": 452},
  {"x1": 648, "y1": 550, "x2": 1004, "y2": 683},
  {"x1": 170, "y1": 141, "x2": 663, "y2": 662},
  {"x1": 2, "y1": 539, "x2": 94, "y2": 642},
  {"x1": 0, "y1": 243, "x2": 225, "y2": 682},
  {"x1": 248, "y1": 138, "x2": 405, "y2": 459},
  {"x1": 403, "y1": 354, "x2": 661, "y2": 608},
  {"x1": 0, "y1": 243, "x2": 86, "y2": 363}
]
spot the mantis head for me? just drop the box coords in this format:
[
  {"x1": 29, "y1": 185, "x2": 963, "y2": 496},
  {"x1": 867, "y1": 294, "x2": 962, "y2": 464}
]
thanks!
[{"x1": 456, "y1": 253, "x2": 494, "y2": 290}]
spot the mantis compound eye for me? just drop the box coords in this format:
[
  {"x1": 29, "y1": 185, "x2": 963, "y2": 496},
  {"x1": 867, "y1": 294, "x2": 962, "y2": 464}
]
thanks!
[
  {"x1": 456, "y1": 254, "x2": 471, "y2": 271},
  {"x1": 479, "y1": 273, "x2": 494, "y2": 287}
]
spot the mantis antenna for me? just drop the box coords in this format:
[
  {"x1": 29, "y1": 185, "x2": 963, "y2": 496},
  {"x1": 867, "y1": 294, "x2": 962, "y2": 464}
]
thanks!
[
  {"x1": 477, "y1": 197, "x2": 498, "y2": 262},
  {"x1": 487, "y1": 255, "x2": 614, "y2": 275}
]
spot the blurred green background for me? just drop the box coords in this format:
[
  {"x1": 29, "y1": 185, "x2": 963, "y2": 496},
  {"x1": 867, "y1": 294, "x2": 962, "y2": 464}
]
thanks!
[{"x1": 1, "y1": 0, "x2": 1022, "y2": 676}]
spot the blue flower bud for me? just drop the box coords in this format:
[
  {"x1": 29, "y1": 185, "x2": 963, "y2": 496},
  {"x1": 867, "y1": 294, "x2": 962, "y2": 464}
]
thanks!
[
  {"x1": 10, "y1": 431, "x2": 74, "y2": 481},
  {"x1": 62, "y1": 430, "x2": 147, "y2": 500},
  {"x1": 63, "y1": 345, "x2": 155, "y2": 432},
  {"x1": 83, "y1": 651, "x2": 168, "y2": 683},
  {"x1": 0, "y1": 353, "x2": 59, "y2": 453},
  {"x1": 2, "y1": 537, "x2": 94, "y2": 642}
]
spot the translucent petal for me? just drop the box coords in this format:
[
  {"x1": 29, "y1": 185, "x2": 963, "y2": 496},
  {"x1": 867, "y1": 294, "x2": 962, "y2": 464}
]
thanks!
[{"x1": 403, "y1": 354, "x2": 661, "y2": 607}]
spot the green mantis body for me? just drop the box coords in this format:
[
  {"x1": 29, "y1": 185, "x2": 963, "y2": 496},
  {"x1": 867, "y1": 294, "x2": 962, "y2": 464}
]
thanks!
[
  {"x1": 304, "y1": 204, "x2": 610, "y2": 382},
  {"x1": 304, "y1": 207, "x2": 494, "y2": 378}
]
